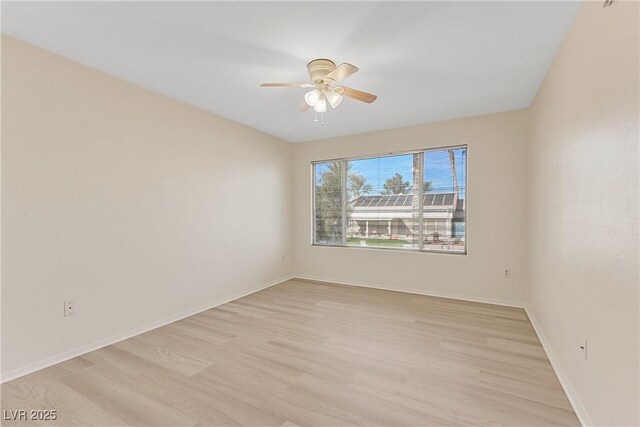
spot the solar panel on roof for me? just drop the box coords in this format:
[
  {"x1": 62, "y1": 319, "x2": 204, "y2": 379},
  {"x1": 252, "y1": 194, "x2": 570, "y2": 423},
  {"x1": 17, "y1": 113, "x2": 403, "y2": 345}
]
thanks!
[
  {"x1": 349, "y1": 193, "x2": 460, "y2": 209},
  {"x1": 368, "y1": 196, "x2": 376, "y2": 207}
]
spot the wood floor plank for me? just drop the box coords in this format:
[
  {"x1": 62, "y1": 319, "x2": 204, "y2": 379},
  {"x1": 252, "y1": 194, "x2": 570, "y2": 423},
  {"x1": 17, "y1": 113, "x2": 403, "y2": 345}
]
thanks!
[{"x1": 1, "y1": 279, "x2": 580, "y2": 426}]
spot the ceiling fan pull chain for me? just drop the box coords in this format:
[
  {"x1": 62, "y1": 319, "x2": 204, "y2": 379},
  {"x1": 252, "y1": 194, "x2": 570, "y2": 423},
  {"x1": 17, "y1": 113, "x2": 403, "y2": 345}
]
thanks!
[
  {"x1": 321, "y1": 112, "x2": 324, "y2": 126},
  {"x1": 314, "y1": 111, "x2": 318, "y2": 123}
]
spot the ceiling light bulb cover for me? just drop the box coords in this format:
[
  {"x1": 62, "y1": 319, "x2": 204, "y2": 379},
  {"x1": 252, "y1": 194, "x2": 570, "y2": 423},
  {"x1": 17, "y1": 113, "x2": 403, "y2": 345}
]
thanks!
[
  {"x1": 304, "y1": 89, "x2": 320, "y2": 107},
  {"x1": 314, "y1": 97, "x2": 327, "y2": 113},
  {"x1": 326, "y1": 90, "x2": 343, "y2": 109}
]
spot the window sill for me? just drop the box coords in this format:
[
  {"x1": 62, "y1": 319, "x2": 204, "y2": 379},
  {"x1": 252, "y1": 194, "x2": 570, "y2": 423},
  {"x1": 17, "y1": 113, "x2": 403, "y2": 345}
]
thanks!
[{"x1": 311, "y1": 243, "x2": 467, "y2": 256}]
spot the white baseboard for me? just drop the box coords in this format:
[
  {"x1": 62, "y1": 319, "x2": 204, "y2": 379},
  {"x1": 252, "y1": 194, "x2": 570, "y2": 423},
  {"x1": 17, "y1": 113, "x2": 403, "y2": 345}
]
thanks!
[
  {"x1": 293, "y1": 275, "x2": 524, "y2": 308},
  {"x1": 525, "y1": 308, "x2": 593, "y2": 427},
  {"x1": 1, "y1": 275, "x2": 294, "y2": 384}
]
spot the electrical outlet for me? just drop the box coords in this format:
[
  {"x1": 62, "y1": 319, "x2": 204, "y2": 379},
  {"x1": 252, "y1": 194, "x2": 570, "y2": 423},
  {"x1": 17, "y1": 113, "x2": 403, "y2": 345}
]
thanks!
[
  {"x1": 63, "y1": 300, "x2": 75, "y2": 316},
  {"x1": 579, "y1": 337, "x2": 588, "y2": 361},
  {"x1": 503, "y1": 269, "x2": 511, "y2": 279}
]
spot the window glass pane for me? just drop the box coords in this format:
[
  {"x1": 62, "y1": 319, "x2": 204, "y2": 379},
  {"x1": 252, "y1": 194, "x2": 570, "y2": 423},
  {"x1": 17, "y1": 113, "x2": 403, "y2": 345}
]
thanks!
[
  {"x1": 346, "y1": 154, "x2": 418, "y2": 250},
  {"x1": 422, "y1": 147, "x2": 466, "y2": 253},
  {"x1": 313, "y1": 161, "x2": 343, "y2": 245}
]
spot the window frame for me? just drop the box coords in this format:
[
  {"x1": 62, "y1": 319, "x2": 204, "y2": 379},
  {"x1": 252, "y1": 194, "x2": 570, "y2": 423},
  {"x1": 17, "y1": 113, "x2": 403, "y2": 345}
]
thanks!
[{"x1": 311, "y1": 144, "x2": 468, "y2": 255}]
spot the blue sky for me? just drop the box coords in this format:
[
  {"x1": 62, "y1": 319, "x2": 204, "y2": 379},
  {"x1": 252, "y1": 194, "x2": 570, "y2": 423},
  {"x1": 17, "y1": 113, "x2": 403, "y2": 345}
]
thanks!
[{"x1": 349, "y1": 148, "x2": 466, "y2": 197}]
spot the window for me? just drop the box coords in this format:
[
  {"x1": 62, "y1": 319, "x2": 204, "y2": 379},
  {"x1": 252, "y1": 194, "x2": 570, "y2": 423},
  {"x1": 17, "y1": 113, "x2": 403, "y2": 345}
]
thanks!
[
  {"x1": 312, "y1": 146, "x2": 467, "y2": 254},
  {"x1": 313, "y1": 161, "x2": 343, "y2": 245},
  {"x1": 346, "y1": 154, "x2": 419, "y2": 250}
]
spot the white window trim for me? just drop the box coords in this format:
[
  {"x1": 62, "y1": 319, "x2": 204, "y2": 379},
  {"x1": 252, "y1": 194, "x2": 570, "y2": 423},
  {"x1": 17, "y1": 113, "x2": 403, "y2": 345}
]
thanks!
[{"x1": 311, "y1": 145, "x2": 468, "y2": 255}]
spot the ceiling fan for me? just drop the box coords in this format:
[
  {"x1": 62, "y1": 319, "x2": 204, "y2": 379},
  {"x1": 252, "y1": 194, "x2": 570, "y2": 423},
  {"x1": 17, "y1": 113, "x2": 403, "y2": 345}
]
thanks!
[{"x1": 260, "y1": 58, "x2": 377, "y2": 123}]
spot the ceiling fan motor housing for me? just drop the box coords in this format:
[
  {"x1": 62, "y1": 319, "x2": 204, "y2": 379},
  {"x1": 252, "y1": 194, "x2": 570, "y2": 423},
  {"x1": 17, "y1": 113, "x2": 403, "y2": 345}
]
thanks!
[{"x1": 307, "y1": 59, "x2": 336, "y2": 83}]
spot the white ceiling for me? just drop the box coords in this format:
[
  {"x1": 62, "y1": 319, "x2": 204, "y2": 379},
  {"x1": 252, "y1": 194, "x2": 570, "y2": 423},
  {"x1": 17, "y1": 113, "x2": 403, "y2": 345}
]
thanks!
[{"x1": 2, "y1": 1, "x2": 580, "y2": 142}]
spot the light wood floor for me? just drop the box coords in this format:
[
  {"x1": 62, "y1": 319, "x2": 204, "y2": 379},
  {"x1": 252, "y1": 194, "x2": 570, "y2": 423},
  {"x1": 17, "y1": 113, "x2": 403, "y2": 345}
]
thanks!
[{"x1": 1, "y1": 279, "x2": 579, "y2": 426}]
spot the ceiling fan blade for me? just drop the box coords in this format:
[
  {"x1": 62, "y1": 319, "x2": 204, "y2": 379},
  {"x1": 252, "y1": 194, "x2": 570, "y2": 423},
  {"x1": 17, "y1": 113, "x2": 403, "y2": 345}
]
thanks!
[
  {"x1": 324, "y1": 63, "x2": 359, "y2": 83},
  {"x1": 339, "y1": 86, "x2": 377, "y2": 103},
  {"x1": 299, "y1": 102, "x2": 310, "y2": 112},
  {"x1": 260, "y1": 82, "x2": 314, "y2": 88}
]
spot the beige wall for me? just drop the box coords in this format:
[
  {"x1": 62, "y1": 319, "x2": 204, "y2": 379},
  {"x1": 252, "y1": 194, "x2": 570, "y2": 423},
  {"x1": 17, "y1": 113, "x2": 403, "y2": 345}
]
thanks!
[
  {"x1": 293, "y1": 110, "x2": 529, "y2": 306},
  {"x1": 1, "y1": 36, "x2": 293, "y2": 378},
  {"x1": 527, "y1": 1, "x2": 639, "y2": 426}
]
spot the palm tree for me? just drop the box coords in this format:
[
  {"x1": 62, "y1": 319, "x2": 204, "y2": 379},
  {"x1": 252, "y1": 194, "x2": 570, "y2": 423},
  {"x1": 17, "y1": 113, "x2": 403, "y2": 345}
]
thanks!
[
  {"x1": 348, "y1": 174, "x2": 372, "y2": 199},
  {"x1": 382, "y1": 173, "x2": 411, "y2": 195},
  {"x1": 448, "y1": 150, "x2": 459, "y2": 196},
  {"x1": 423, "y1": 181, "x2": 433, "y2": 192}
]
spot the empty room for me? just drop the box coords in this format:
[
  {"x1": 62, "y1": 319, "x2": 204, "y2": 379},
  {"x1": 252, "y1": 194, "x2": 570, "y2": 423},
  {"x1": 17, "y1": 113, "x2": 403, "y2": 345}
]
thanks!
[{"x1": 1, "y1": 1, "x2": 638, "y2": 426}]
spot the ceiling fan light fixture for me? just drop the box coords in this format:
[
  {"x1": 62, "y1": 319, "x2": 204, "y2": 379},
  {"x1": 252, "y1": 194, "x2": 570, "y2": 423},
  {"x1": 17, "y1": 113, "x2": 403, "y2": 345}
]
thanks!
[
  {"x1": 304, "y1": 89, "x2": 320, "y2": 107},
  {"x1": 313, "y1": 96, "x2": 327, "y2": 113},
  {"x1": 260, "y1": 59, "x2": 377, "y2": 123},
  {"x1": 326, "y1": 90, "x2": 343, "y2": 109}
]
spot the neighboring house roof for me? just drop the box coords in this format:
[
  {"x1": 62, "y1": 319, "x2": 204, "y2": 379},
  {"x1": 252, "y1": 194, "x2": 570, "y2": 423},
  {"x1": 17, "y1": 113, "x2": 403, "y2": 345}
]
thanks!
[{"x1": 350, "y1": 193, "x2": 464, "y2": 210}]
